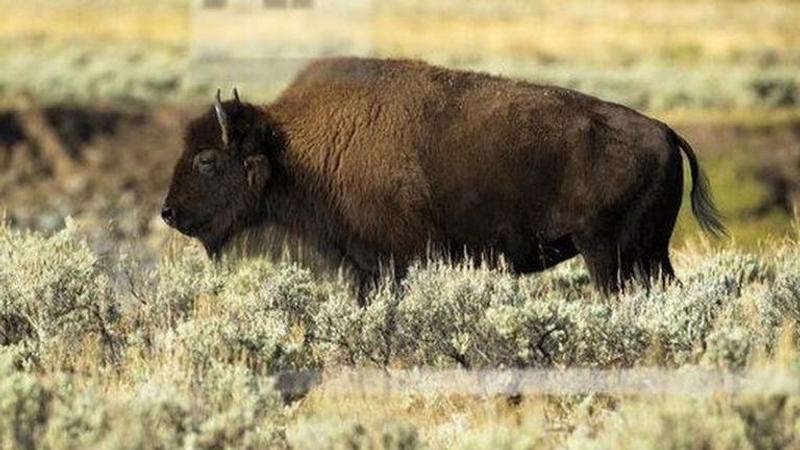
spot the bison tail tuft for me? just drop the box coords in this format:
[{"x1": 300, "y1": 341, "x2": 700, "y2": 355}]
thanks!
[{"x1": 671, "y1": 130, "x2": 728, "y2": 239}]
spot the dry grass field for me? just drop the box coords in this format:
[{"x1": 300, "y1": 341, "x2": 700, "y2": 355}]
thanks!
[
  {"x1": 1, "y1": 1, "x2": 799, "y2": 449},
  {"x1": 1, "y1": 0, "x2": 799, "y2": 108}
]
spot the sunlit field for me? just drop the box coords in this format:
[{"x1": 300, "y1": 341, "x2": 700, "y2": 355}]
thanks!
[{"x1": 1, "y1": 1, "x2": 799, "y2": 449}]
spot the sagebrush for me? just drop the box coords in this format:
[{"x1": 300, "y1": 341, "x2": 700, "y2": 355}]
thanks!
[{"x1": 1, "y1": 223, "x2": 798, "y2": 449}]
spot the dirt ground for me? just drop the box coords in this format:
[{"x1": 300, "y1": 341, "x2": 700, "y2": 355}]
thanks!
[{"x1": 0, "y1": 105, "x2": 198, "y2": 261}]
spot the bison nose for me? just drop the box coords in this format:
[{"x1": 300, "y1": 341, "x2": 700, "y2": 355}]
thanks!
[{"x1": 161, "y1": 206, "x2": 176, "y2": 226}]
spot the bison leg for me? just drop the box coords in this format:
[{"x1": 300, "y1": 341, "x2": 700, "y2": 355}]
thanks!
[
  {"x1": 578, "y1": 211, "x2": 680, "y2": 294},
  {"x1": 512, "y1": 234, "x2": 579, "y2": 273},
  {"x1": 632, "y1": 158, "x2": 682, "y2": 289},
  {"x1": 580, "y1": 234, "x2": 678, "y2": 294},
  {"x1": 354, "y1": 269, "x2": 377, "y2": 307},
  {"x1": 651, "y1": 251, "x2": 676, "y2": 288},
  {"x1": 351, "y1": 258, "x2": 409, "y2": 307},
  {"x1": 579, "y1": 241, "x2": 625, "y2": 294}
]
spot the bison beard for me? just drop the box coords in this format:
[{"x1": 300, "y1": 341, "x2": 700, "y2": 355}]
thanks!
[{"x1": 162, "y1": 57, "x2": 725, "y2": 303}]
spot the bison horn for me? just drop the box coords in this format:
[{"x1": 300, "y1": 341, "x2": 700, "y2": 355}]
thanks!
[
  {"x1": 232, "y1": 87, "x2": 241, "y2": 104},
  {"x1": 214, "y1": 89, "x2": 230, "y2": 147}
]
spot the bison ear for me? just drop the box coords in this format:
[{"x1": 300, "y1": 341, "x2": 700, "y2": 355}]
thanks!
[{"x1": 244, "y1": 154, "x2": 271, "y2": 192}]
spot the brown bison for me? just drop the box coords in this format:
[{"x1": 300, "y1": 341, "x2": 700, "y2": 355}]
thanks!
[{"x1": 162, "y1": 57, "x2": 724, "y2": 300}]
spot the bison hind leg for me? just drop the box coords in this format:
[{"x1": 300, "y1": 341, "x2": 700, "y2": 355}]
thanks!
[
  {"x1": 578, "y1": 231, "x2": 679, "y2": 294},
  {"x1": 645, "y1": 248, "x2": 677, "y2": 288}
]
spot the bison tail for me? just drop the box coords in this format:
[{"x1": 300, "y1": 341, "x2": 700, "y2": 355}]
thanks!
[{"x1": 670, "y1": 130, "x2": 727, "y2": 238}]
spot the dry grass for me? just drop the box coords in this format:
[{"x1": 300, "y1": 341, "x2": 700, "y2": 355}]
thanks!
[
  {"x1": 2, "y1": 0, "x2": 799, "y2": 65},
  {"x1": 1, "y1": 0, "x2": 799, "y2": 110},
  {"x1": 0, "y1": 0, "x2": 188, "y2": 45},
  {"x1": 372, "y1": 1, "x2": 800, "y2": 65}
]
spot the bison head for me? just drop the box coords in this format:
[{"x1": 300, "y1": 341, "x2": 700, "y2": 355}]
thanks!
[{"x1": 162, "y1": 89, "x2": 274, "y2": 257}]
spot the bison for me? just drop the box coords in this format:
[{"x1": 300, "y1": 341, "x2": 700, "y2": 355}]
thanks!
[{"x1": 162, "y1": 57, "x2": 725, "y2": 301}]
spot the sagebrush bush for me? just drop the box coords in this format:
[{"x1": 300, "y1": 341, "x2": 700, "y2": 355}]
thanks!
[
  {"x1": 0, "y1": 353, "x2": 52, "y2": 450},
  {"x1": 567, "y1": 394, "x2": 800, "y2": 450},
  {"x1": 1, "y1": 222, "x2": 799, "y2": 449},
  {"x1": 0, "y1": 219, "x2": 118, "y2": 369},
  {"x1": 0, "y1": 348, "x2": 287, "y2": 450},
  {"x1": 143, "y1": 245, "x2": 225, "y2": 328},
  {"x1": 287, "y1": 418, "x2": 421, "y2": 450},
  {"x1": 445, "y1": 420, "x2": 550, "y2": 450},
  {"x1": 566, "y1": 398, "x2": 754, "y2": 450},
  {"x1": 773, "y1": 270, "x2": 800, "y2": 323}
]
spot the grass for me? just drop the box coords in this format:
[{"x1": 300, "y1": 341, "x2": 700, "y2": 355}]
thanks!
[
  {"x1": 673, "y1": 148, "x2": 798, "y2": 247},
  {"x1": 0, "y1": 0, "x2": 188, "y2": 45},
  {"x1": 1, "y1": 221, "x2": 799, "y2": 449},
  {"x1": 1, "y1": 0, "x2": 799, "y2": 109}
]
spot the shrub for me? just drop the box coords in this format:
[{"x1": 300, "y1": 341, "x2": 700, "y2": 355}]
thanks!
[
  {"x1": 287, "y1": 418, "x2": 421, "y2": 450},
  {"x1": 154, "y1": 261, "x2": 321, "y2": 377},
  {"x1": 0, "y1": 220, "x2": 118, "y2": 369},
  {"x1": 0, "y1": 353, "x2": 52, "y2": 450},
  {"x1": 142, "y1": 245, "x2": 224, "y2": 329},
  {"x1": 2, "y1": 220, "x2": 800, "y2": 449},
  {"x1": 0, "y1": 350, "x2": 287, "y2": 450},
  {"x1": 772, "y1": 270, "x2": 800, "y2": 323},
  {"x1": 703, "y1": 326, "x2": 753, "y2": 369},
  {"x1": 567, "y1": 399, "x2": 754, "y2": 450}
]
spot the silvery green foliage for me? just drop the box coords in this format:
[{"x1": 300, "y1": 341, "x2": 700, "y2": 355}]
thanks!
[
  {"x1": 312, "y1": 286, "x2": 399, "y2": 367},
  {"x1": 0, "y1": 40, "x2": 187, "y2": 105},
  {"x1": 393, "y1": 261, "x2": 527, "y2": 368},
  {"x1": 626, "y1": 250, "x2": 769, "y2": 366},
  {"x1": 3, "y1": 221, "x2": 800, "y2": 449},
  {"x1": 145, "y1": 246, "x2": 225, "y2": 329},
  {"x1": 567, "y1": 394, "x2": 800, "y2": 450},
  {"x1": 0, "y1": 353, "x2": 52, "y2": 450},
  {"x1": 159, "y1": 313, "x2": 290, "y2": 376},
  {"x1": 307, "y1": 248, "x2": 793, "y2": 370},
  {"x1": 1, "y1": 223, "x2": 793, "y2": 376},
  {"x1": 522, "y1": 259, "x2": 593, "y2": 298},
  {"x1": 0, "y1": 220, "x2": 117, "y2": 367},
  {"x1": 0, "y1": 348, "x2": 286, "y2": 450},
  {"x1": 771, "y1": 248, "x2": 800, "y2": 323},
  {"x1": 95, "y1": 362, "x2": 286, "y2": 449},
  {"x1": 774, "y1": 273, "x2": 800, "y2": 322},
  {"x1": 703, "y1": 326, "x2": 753, "y2": 369},
  {"x1": 333, "y1": 262, "x2": 640, "y2": 368},
  {"x1": 2, "y1": 38, "x2": 800, "y2": 109},
  {"x1": 156, "y1": 261, "x2": 319, "y2": 376},
  {"x1": 287, "y1": 418, "x2": 421, "y2": 450},
  {"x1": 41, "y1": 379, "x2": 110, "y2": 450},
  {"x1": 685, "y1": 250, "x2": 774, "y2": 288},
  {"x1": 451, "y1": 422, "x2": 549, "y2": 450},
  {"x1": 566, "y1": 398, "x2": 755, "y2": 450}
]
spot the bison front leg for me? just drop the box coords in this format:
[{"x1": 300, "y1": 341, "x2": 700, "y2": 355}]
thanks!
[
  {"x1": 348, "y1": 258, "x2": 409, "y2": 307},
  {"x1": 352, "y1": 267, "x2": 379, "y2": 307},
  {"x1": 581, "y1": 250, "x2": 624, "y2": 294},
  {"x1": 573, "y1": 231, "x2": 634, "y2": 294}
]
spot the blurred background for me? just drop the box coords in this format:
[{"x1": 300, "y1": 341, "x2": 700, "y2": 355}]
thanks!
[{"x1": 1, "y1": 0, "x2": 798, "y2": 260}]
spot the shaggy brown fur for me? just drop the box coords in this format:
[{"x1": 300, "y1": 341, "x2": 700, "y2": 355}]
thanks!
[{"x1": 163, "y1": 57, "x2": 725, "y2": 301}]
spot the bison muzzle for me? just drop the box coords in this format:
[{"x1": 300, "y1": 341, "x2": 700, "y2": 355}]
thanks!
[{"x1": 162, "y1": 57, "x2": 725, "y2": 302}]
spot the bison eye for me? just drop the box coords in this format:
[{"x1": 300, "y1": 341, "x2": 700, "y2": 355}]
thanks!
[{"x1": 193, "y1": 149, "x2": 219, "y2": 176}]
